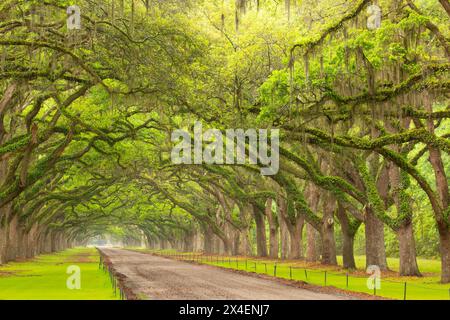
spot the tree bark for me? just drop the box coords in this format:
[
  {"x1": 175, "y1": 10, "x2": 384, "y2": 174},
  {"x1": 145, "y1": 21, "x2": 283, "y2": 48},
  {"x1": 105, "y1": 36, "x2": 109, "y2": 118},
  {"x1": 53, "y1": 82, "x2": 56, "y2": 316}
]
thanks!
[
  {"x1": 203, "y1": 225, "x2": 214, "y2": 254},
  {"x1": 397, "y1": 221, "x2": 421, "y2": 276},
  {"x1": 342, "y1": 231, "x2": 356, "y2": 268},
  {"x1": 336, "y1": 204, "x2": 357, "y2": 269},
  {"x1": 321, "y1": 193, "x2": 337, "y2": 265},
  {"x1": 439, "y1": 0, "x2": 450, "y2": 17},
  {"x1": 237, "y1": 204, "x2": 253, "y2": 255},
  {"x1": 183, "y1": 232, "x2": 194, "y2": 252},
  {"x1": 388, "y1": 161, "x2": 421, "y2": 277},
  {"x1": 0, "y1": 220, "x2": 8, "y2": 264},
  {"x1": 365, "y1": 207, "x2": 388, "y2": 270},
  {"x1": 439, "y1": 227, "x2": 450, "y2": 283},
  {"x1": 423, "y1": 91, "x2": 449, "y2": 282},
  {"x1": 306, "y1": 184, "x2": 321, "y2": 262},
  {"x1": 287, "y1": 216, "x2": 304, "y2": 259},
  {"x1": 6, "y1": 214, "x2": 19, "y2": 261},
  {"x1": 265, "y1": 198, "x2": 279, "y2": 258},
  {"x1": 306, "y1": 223, "x2": 320, "y2": 262},
  {"x1": 253, "y1": 204, "x2": 268, "y2": 257},
  {"x1": 277, "y1": 195, "x2": 290, "y2": 259},
  {"x1": 215, "y1": 190, "x2": 238, "y2": 255}
]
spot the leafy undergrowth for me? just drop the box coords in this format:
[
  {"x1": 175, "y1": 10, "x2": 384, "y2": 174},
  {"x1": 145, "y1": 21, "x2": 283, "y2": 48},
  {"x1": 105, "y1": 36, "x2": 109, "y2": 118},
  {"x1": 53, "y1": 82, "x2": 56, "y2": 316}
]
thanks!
[
  {"x1": 133, "y1": 249, "x2": 450, "y2": 300},
  {"x1": 0, "y1": 248, "x2": 118, "y2": 300}
]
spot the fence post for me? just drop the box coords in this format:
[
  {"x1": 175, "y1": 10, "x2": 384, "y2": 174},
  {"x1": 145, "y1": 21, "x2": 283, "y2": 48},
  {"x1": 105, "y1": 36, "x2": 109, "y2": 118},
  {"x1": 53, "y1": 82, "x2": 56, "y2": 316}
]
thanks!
[
  {"x1": 346, "y1": 273, "x2": 349, "y2": 288},
  {"x1": 324, "y1": 271, "x2": 327, "y2": 286},
  {"x1": 373, "y1": 277, "x2": 377, "y2": 296},
  {"x1": 290, "y1": 266, "x2": 292, "y2": 280},
  {"x1": 274, "y1": 264, "x2": 277, "y2": 277},
  {"x1": 304, "y1": 269, "x2": 308, "y2": 280},
  {"x1": 264, "y1": 263, "x2": 267, "y2": 273},
  {"x1": 403, "y1": 282, "x2": 407, "y2": 300}
]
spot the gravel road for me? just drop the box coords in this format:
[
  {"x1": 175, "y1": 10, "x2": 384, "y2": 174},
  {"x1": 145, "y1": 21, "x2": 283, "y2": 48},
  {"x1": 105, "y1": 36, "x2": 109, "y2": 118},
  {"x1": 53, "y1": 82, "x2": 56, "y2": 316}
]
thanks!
[{"x1": 100, "y1": 248, "x2": 349, "y2": 300}]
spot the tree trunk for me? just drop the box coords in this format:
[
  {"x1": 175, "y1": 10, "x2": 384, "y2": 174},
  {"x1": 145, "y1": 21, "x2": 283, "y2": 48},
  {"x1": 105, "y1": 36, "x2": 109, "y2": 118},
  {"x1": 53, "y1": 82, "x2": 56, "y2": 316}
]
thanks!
[
  {"x1": 321, "y1": 193, "x2": 337, "y2": 265},
  {"x1": 305, "y1": 183, "x2": 321, "y2": 262},
  {"x1": 306, "y1": 223, "x2": 320, "y2": 262},
  {"x1": 342, "y1": 231, "x2": 356, "y2": 268},
  {"x1": 17, "y1": 224, "x2": 27, "y2": 259},
  {"x1": 388, "y1": 159, "x2": 421, "y2": 277},
  {"x1": 438, "y1": 227, "x2": 450, "y2": 283},
  {"x1": 237, "y1": 227, "x2": 252, "y2": 255},
  {"x1": 221, "y1": 235, "x2": 232, "y2": 255},
  {"x1": 397, "y1": 222, "x2": 421, "y2": 276},
  {"x1": 237, "y1": 204, "x2": 252, "y2": 256},
  {"x1": 439, "y1": 0, "x2": 450, "y2": 17},
  {"x1": 336, "y1": 203, "x2": 357, "y2": 269},
  {"x1": 0, "y1": 220, "x2": 8, "y2": 264},
  {"x1": 287, "y1": 217, "x2": 304, "y2": 259},
  {"x1": 365, "y1": 207, "x2": 388, "y2": 270},
  {"x1": 6, "y1": 214, "x2": 19, "y2": 261},
  {"x1": 423, "y1": 92, "x2": 450, "y2": 283},
  {"x1": 265, "y1": 198, "x2": 279, "y2": 258},
  {"x1": 183, "y1": 232, "x2": 194, "y2": 252},
  {"x1": 203, "y1": 226, "x2": 214, "y2": 254},
  {"x1": 253, "y1": 204, "x2": 268, "y2": 257},
  {"x1": 277, "y1": 195, "x2": 290, "y2": 259},
  {"x1": 215, "y1": 190, "x2": 238, "y2": 255}
]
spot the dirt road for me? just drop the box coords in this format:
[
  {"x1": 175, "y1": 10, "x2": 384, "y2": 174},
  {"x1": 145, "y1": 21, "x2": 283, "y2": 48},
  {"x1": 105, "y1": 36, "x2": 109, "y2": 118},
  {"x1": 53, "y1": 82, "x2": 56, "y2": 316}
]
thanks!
[{"x1": 100, "y1": 248, "x2": 349, "y2": 300}]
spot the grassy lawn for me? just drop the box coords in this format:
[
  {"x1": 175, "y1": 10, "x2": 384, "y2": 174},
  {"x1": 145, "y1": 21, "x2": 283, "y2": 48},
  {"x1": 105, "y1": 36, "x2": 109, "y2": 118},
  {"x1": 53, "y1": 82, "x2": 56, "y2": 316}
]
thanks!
[
  {"x1": 138, "y1": 249, "x2": 450, "y2": 300},
  {"x1": 0, "y1": 248, "x2": 118, "y2": 300},
  {"x1": 338, "y1": 255, "x2": 442, "y2": 274}
]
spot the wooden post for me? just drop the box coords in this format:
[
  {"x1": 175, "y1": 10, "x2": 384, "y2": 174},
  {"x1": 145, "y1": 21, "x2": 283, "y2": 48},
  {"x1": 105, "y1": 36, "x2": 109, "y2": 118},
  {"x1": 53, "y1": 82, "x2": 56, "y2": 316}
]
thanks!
[
  {"x1": 403, "y1": 282, "x2": 407, "y2": 300},
  {"x1": 373, "y1": 277, "x2": 377, "y2": 296}
]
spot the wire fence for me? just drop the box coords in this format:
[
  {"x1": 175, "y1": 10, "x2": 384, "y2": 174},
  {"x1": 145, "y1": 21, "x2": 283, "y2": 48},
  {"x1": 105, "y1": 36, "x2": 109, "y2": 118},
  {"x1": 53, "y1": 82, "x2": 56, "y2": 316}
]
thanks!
[
  {"x1": 98, "y1": 250, "x2": 127, "y2": 300},
  {"x1": 152, "y1": 250, "x2": 450, "y2": 300}
]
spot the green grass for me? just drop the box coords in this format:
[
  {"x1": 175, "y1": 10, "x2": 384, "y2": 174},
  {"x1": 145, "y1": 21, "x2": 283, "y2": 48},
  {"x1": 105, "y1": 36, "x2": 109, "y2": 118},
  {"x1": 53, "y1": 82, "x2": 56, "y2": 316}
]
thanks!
[
  {"x1": 337, "y1": 255, "x2": 442, "y2": 274},
  {"x1": 0, "y1": 248, "x2": 118, "y2": 300},
  {"x1": 141, "y1": 249, "x2": 450, "y2": 300}
]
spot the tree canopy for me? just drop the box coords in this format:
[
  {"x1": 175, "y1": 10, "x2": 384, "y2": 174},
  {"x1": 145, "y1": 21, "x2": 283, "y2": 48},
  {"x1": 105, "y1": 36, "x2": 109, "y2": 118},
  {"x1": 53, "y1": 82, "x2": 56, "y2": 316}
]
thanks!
[{"x1": 0, "y1": 0, "x2": 449, "y2": 283}]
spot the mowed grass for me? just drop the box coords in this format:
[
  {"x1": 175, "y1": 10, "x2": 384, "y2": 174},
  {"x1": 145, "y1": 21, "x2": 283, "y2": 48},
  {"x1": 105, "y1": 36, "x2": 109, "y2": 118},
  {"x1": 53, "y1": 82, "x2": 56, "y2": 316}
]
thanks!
[
  {"x1": 0, "y1": 248, "x2": 118, "y2": 300},
  {"x1": 139, "y1": 249, "x2": 450, "y2": 300},
  {"x1": 337, "y1": 255, "x2": 442, "y2": 274}
]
